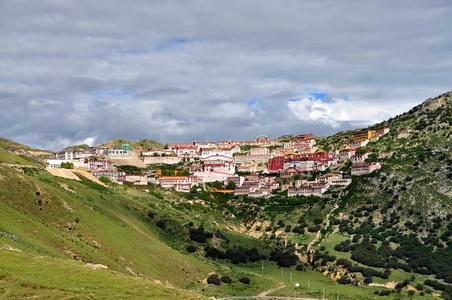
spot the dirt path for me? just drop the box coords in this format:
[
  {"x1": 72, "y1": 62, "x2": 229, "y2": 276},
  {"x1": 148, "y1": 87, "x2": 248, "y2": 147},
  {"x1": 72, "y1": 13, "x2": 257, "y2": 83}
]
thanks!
[
  {"x1": 308, "y1": 202, "x2": 339, "y2": 251},
  {"x1": 257, "y1": 284, "x2": 286, "y2": 297}
]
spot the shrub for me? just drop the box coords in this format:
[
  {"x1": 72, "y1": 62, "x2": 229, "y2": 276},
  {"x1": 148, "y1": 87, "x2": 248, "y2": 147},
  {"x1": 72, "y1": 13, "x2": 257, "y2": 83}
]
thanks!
[
  {"x1": 189, "y1": 227, "x2": 208, "y2": 243},
  {"x1": 239, "y1": 277, "x2": 250, "y2": 285},
  {"x1": 378, "y1": 290, "x2": 391, "y2": 296},
  {"x1": 337, "y1": 276, "x2": 351, "y2": 284},
  {"x1": 220, "y1": 275, "x2": 232, "y2": 284},
  {"x1": 155, "y1": 219, "x2": 165, "y2": 229},
  {"x1": 296, "y1": 264, "x2": 305, "y2": 271},
  {"x1": 60, "y1": 162, "x2": 74, "y2": 169},
  {"x1": 207, "y1": 274, "x2": 221, "y2": 285},
  {"x1": 307, "y1": 225, "x2": 321, "y2": 233},
  {"x1": 186, "y1": 245, "x2": 196, "y2": 253},
  {"x1": 364, "y1": 277, "x2": 373, "y2": 284},
  {"x1": 291, "y1": 226, "x2": 304, "y2": 234},
  {"x1": 205, "y1": 246, "x2": 224, "y2": 259}
]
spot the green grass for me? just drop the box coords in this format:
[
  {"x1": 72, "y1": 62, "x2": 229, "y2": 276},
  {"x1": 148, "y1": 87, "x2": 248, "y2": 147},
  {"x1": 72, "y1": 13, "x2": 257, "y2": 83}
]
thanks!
[
  {"x1": 318, "y1": 232, "x2": 351, "y2": 259},
  {"x1": 0, "y1": 166, "x2": 213, "y2": 289},
  {"x1": 287, "y1": 232, "x2": 316, "y2": 246},
  {"x1": 0, "y1": 148, "x2": 40, "y2": 166},
  {"x1": 0, "y1": 249, "x2": 202, "y2": 299}
]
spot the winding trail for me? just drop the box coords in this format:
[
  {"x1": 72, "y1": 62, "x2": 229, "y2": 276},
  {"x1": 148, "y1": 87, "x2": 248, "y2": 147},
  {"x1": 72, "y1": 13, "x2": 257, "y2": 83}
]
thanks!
[
  {"x1": 217, "y1": 284, "x2": 321, "y2": 300},
  {"x1": 307, "y1": 202, "x2": 339, "y2": 251},
  {"x1": 257, "y1": 284, "x2": 286, "y2": 297}
]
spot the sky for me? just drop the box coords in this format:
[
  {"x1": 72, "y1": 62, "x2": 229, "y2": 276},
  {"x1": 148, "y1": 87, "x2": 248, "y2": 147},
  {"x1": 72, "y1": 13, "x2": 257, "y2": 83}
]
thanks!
[{"x1": 1, "y1": 1, "x2": 451, "y2": 150}]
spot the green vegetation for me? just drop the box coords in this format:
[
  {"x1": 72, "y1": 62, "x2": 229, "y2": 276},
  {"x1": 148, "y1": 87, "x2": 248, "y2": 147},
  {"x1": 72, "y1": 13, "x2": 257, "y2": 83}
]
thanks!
[{"x1": 60, "y1": 161, "x2": 74, "y2": 169}]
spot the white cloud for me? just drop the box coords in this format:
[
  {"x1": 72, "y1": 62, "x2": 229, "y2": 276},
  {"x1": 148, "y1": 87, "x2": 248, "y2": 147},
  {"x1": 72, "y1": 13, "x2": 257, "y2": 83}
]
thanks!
[{"x1": 287, "y1": 97, "x2": 397, "y2": 128}]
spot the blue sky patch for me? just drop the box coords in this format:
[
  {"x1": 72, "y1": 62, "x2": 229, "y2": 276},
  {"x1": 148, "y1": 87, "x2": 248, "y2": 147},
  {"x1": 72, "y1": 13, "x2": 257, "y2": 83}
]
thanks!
[
  {"x1": 309, "y1": 91, "x2": 329, "y2": 100},
  {"x1": 247, "y1": 99, "x2": 257, "y2": 107}
]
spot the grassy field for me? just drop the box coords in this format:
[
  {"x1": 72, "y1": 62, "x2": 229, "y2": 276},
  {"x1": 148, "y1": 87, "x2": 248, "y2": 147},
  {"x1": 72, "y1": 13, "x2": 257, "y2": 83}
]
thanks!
[
  {"x1": 0, "y1": 165, "x2": 214, "y2": 295},
  {"x1": 0, "y1": 250, "x2": 203, "y2": 299}
]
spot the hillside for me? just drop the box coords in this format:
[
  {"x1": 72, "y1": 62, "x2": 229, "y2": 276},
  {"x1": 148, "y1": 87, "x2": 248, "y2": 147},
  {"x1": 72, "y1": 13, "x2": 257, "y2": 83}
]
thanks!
[
  {"x1": 0, "y1": 138, "x2": 52, "y2": 163},
  {"x1": 101, "y1": 138, "x2": 163, "y2": 151},
  {"x1": 0, "y1": 92, "x2": 450, "y2": 299},
  {"x1": 225, "y1": 91, "x2": 452, "y2": 297}
]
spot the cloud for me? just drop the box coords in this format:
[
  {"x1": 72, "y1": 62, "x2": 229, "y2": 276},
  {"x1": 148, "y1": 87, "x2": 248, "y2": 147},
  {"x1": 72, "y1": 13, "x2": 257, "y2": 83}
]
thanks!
[
  {"x1": 287, "y1": 97, "x2": 394, "y2": 128},
  {"x1": 0, "y1": 0, "x2": 451, "y2": 149}
]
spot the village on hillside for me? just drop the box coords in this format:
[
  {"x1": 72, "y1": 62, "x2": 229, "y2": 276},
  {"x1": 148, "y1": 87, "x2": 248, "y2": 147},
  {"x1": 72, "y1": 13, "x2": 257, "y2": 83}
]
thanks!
[{"x1": 46, "y1": 128, "x2": 389, "y2": 198}]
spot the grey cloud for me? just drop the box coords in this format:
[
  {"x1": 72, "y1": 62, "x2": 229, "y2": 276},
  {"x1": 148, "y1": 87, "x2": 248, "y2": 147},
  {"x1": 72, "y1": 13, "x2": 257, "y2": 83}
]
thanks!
[{"x1": 0, "y1": 0, "x2": 451, "y2": 150}]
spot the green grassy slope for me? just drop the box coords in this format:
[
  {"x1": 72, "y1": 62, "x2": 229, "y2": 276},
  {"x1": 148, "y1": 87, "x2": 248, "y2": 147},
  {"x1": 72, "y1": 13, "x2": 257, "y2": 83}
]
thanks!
[
  {"x1": 0, "y1": 250, "x2": 200, "y2": 299},
  {"x1": 0, "y1": 166, "x2": 212, "y2": 286}
]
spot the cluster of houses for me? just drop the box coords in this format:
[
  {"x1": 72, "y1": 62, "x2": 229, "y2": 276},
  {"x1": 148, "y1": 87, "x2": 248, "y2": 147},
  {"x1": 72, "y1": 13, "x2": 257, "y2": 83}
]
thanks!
[{"x1": 45, "y1": 128, "x2": 388, "y2": 197}]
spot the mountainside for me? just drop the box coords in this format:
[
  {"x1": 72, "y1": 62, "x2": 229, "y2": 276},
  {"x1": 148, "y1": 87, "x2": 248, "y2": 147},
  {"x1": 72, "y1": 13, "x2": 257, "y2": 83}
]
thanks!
[
  {"x1": 228, "y1": 91, "x2": 451, "y2": 296},
  {"x1": 0, "y1": 91, "x2": 451, "y2": 299}
]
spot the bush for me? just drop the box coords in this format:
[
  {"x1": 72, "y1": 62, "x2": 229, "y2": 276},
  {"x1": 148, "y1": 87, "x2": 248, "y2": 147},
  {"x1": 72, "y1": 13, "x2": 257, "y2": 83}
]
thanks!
[
  {"x1": 292, "y1": 226, "x2": 304, "y2": 234},
  {"x1": 239, "y1": 277, "x2": 250, "y2": 285},
  {"x1": 220, "y1": 275, "x2": 232, "y2": 284},
  {"x1": 307, "y1": 225, "x2": 321, "y2": 233},
  {"x1": 337, "y1": 276, "x2": 351, "y2": 284},
  {"x1": 186, "y1": 245, "x2": 196, "y2": 253},
  {"x1": 207, "y1": 274, "x2": 221, "y2": 285},
  {"x1": 155, "y1": 219, "x2": 165, "y2": 229},
  {"x1": 205, "y1": 246, "x2": 224, "y2": 259},
  {"x1": 60, "y1": 162, "x2": 74, "y2": 169},
  {"x1": 364, "y1": 277, "x2": 373, "y2": 284},
  {"x1": 378, "y1": 290, "x2": 391, "y2": 296},
  {"x1": 189, "y1": 227, "x2": 209, "y2": 243},
  {"x1": 296, "y1": 264, "x2": 305, "y2": 271}
]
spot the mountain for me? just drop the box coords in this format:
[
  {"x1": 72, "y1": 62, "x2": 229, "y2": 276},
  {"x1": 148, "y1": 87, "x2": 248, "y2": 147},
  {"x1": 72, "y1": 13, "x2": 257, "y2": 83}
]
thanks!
[{"x1": 0, "y1": 92, "x2": 451, "y2": 299}]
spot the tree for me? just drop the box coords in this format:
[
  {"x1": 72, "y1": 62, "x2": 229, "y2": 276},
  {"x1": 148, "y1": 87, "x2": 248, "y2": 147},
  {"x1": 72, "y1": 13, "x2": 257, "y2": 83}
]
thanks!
[
  {"x1": 207, "y1": 274, "x2": 221, "y2": 285},
  {"x1": 220, "y1": 275, "x2": 232, "y2": 284},
  {"x1": 226, "y1": 181, "x2": 236, "y2": 190},
  {"x1": 356, "y1": 147, "x2": 368, "y2": 155},
  {"x1": 186, "y1": 245, "x2": 196, "y2": 253},
  {"x1": 210, "y1": 181, "x2": 224, "y2": 189},
  {"x1": 239, "y1": 277, "x2": 250, "y2": 284},
  {"x1": 60, "y1": 162, "x2": 74, "y2": 169}
]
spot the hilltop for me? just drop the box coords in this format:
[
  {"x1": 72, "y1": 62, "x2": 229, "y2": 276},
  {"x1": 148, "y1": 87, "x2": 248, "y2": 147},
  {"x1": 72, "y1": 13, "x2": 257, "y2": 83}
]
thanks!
[{"x1": 101, "y1": 138, "x2": 163, "y2": 151}]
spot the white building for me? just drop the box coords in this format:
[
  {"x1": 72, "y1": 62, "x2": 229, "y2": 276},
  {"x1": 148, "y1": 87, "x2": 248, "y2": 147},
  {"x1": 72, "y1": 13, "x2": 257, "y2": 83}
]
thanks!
[
  {"x1": 159, "y1": 176, "x2": 199, "y2": 192},
  {"x1": 288, "y1": 185, "x2": 327, "y2": 197},
  {"x1": 175, "y1": 145, "x2": 199, "y2": 158},
  {"x1": 143, "y1": 156, "x2": 182, "y2": 165},
  {"x1": 250, "y1": 147, "x2": 269, "y2": 155},
  {"x1": 124, "y1": 175, "x2": 148, "y2": 186},
  {"x1": 351, "y1": 162, "x2": 381, "y2": 176},
  {"x1": 338, "y1": 149, "x2": 356, "y2": 161},
  {"x1": 351, "y1": 153, "x2": 370, "y2": 164},
  {"x1": 108, "y1": 148, "x2": 130, "y2": 158}
]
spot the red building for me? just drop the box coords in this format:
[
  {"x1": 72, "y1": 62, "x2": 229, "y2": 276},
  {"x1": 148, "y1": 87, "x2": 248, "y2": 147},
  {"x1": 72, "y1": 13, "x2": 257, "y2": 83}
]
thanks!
[
  {"x1": 293, "y1": 152, "x2": 330, "y2": 162},
  {"x1": 268, "y1": 156, "x2": 285, "y2": 172}
]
